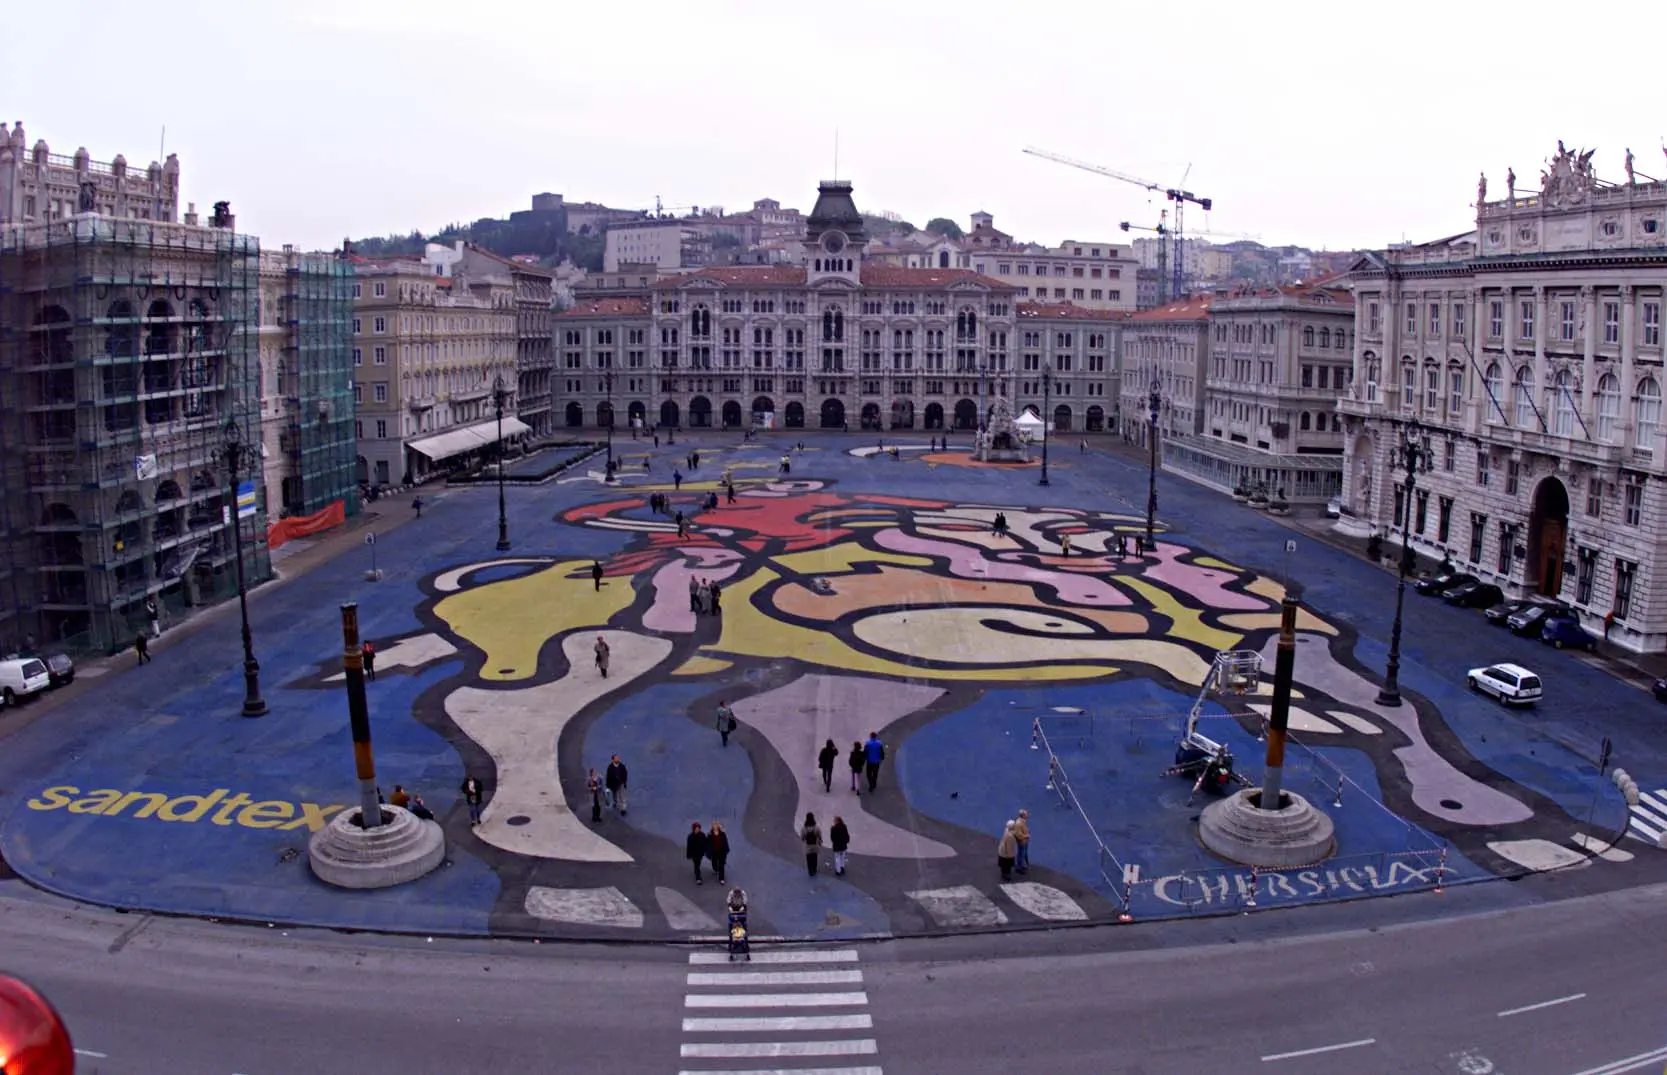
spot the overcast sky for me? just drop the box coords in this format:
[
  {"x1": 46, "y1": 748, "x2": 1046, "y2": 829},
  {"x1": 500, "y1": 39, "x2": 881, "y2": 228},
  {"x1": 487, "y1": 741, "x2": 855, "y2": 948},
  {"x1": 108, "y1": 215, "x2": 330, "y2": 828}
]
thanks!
[{"x1": 7, "y1": 1, "x2": 1666, "y2": 255}]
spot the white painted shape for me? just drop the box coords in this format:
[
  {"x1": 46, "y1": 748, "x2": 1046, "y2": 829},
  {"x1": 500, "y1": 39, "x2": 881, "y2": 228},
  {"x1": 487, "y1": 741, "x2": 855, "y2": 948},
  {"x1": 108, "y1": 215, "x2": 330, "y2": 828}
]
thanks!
[
  {"x1": 1629, "y1": 816, "x2": 1664, "y2": 842},
  {"x1": 907, "y1": 885, "x2": 1009, "y2": 928},
  {"x1": 73, "y1": 1050, "x2": 109, "y2": 1059},
  {"x1": 681, "y1": 1039, "x2": 878, "y2": 1059},
  {"x1": 1635, "y1": 790, "x2": 1667, "y2": 818},
  {"x1": 686, "y1": 970, "x2": 863, "y2": 987},
  {"x1": 1246, "y1": 702, "x2": 1341, "y2": 734},
  {"x1": 689, "y1": 950, "x2": 859, "y2": 965},
  {"x1": 1564, "y1": 1044, "x2": 1667, "y2": 1075},
  {"x1": 325, "y1": 632, "x2": 458, "y2": 681},
  {"x1": 683, "y1": 992, "x2": 870, "y2": 1008},
  {"x1": 1570, "y1": 833, "x2": 1635, "y2": 862},
  {"x1": 682, "y1": 1015, "x2": 874, "y2": 1032},
  {"x1": 1487, "y1": 838, "x2": 1589, "y2": 872},
  {"x1": 523, "y1": 886, "x2": 643, "y2": 928},
  {"x1": 999, "y1": 882, "x2": 1088, "y2": 921},
  {"x1": 448, "y1": 631, "x2": 673, "y2": 862},
  {"x1": 1325, "y1": 710, "x2": 1383, "y2": 735},
  {"x1": 1629, "y1": 803, "x2": 1667, "y2": 829},
  {"x1": 657, "y1": 887, "x2": 721, "y2": 932},
  {"x1": 1260, "y1": 1037, "x2": 1377, "y2": 1062},
  {"x1": 1497, "y1": 992, "x2": 1586, "y2": 1017},
  {"x1": 676, "y1": 1068, "x2": 883, "y2": 1075},
  {"x1": 432, "y1": 557, "x2": 548, "y2": 593}
]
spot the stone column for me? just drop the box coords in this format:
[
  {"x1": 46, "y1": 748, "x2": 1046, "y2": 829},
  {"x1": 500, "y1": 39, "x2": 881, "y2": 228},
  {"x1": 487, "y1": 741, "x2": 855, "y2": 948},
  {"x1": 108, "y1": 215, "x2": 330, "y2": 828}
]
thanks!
[
  {"x1": 1468, "y1": 284, "x2": 1486, "y2": 436},
  {"x1": 1533, "y1": 287, "x2": 1548, "y2": 430},
  {"x1": 1620, "y1": 285, "x2": 1637, "y2": 447},
  {"x1": 1581, "y1": 285, "x2": 1598, "y2": 428}
]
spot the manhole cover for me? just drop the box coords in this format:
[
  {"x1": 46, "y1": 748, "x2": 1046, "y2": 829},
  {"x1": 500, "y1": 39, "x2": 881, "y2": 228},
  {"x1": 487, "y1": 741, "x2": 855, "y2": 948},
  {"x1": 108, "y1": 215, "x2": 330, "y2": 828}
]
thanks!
[
  {"x1": 506, "y1": 815, "x2": 531, "y2": 827},
  {"x1": 1439, "y1": 798, "x2": 1463, "y2": 810},
  {"x1": 498, "y1": 668, "x2": 516, "y2": 675}
]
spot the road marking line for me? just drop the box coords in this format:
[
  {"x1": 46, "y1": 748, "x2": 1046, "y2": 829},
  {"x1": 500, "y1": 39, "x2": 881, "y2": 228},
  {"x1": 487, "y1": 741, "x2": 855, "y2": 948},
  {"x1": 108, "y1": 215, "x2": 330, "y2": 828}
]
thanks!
[
  {"x1": 687, "y1": 969, "x2": 863, "y2": 986},
  {"x1": 684, "y1": 991, "x2": 870, "y2": 1008},
  {"x1": 681, "y1": 1038, "x2": 878, "y2": 1059},
  {"x1": 1261, "y1": 1037, "x2": 1377, "y2": 1062},
  {"x1": 689, "y1": 949, "x2": 859, "y2": 965},
  {"x1": 1638, "y1": 790, "x2": 1667, "y2": 813},
  {"x1": 73, "y1": 1050, "x2": 109, "y2": 1059},
  {"x1": 1564, "y1": 1043, "x2": 1667, "y2": 1075},
  {"x1": 677, "y1": 1068, "x2": 883, "y2": 1075},
  {"x1": 1498, "y1": 992, "x2": 1587, "y2": 1017},
  {"x1": 1629, "y1": 802, "x2": 1667, "y2": 829},
  {"x1": 683, "y1": 1014, "x2": 874, "y2": 1032}
]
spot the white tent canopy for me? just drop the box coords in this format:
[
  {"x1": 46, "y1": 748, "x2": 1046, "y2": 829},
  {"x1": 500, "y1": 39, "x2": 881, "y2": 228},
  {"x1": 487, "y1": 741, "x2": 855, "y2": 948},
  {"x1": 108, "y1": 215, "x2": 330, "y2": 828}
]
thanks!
[{"x1": 1014, "y1": 410, "x2": 1046, "y2": 432}]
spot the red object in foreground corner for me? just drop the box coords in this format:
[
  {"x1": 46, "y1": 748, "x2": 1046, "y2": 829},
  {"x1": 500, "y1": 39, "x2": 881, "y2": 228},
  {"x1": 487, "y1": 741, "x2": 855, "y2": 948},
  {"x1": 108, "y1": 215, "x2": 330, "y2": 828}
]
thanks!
[{"x1": 0, "y1": 975, "x2": 74, "y2": 1075}]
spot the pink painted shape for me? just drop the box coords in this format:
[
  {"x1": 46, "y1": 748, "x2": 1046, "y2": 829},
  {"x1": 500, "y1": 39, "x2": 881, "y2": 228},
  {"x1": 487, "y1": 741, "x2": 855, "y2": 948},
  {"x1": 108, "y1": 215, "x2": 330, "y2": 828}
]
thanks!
[
  {"x1": 644, "y1": 550, "x2": 744, "y2": 633},
  {"x1": 875, "y1": 529, "x2": 1131, "y2": 607},
  {"x1": 1143, "y1": 542, "x2": 1265, "y2": 611}
]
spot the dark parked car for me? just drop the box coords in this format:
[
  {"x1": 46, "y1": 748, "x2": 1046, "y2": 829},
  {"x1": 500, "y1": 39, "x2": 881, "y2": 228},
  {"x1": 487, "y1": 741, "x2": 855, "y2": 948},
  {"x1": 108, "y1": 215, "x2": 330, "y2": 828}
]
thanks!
[
  {"x1": 1540, "y1": 616, "x2": 1598, "y2": 651},
  {"x1": 1485, "y1": 598, "x2": 1535, "y2": 625},
  {"x1": 1653, "y1": 678, "x2": 1667, "y2": 702},
  {"x1": 1508, "y1": 602, "x2": 1567, "y2": 637},
  {"x1": 43, "y1": 653, "x2": 73, "y2": 687},
  {"x1": 1444, "y1": 581, "x2": 1505, "y2": 608},
  {"x1": 1416, "y1": 571, "x2": 1476, "y2": 596}
]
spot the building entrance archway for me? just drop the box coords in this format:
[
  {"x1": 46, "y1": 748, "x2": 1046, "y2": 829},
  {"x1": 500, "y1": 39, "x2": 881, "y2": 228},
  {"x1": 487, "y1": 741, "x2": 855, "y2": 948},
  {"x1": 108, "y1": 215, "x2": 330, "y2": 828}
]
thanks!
[
  {"x1": 820, "y1": 398, "x2": 846, "y2": 429},
  {"x1": 1527, "y1": 476, "x2": 1570, "y2": 598},
  {"x1": 721, "y1": 400, "x2": 743, "y2": 428}
]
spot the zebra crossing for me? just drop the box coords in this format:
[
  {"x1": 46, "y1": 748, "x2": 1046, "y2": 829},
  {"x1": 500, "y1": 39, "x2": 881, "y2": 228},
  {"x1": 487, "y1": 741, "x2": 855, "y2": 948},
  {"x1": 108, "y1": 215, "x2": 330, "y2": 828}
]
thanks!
[
  {"x1": 679, "y1": 948, "x2": 882, "y2": 1075},
  {"x1": 1626, "y1": 786, "x2": 1667, "y2": 844}
]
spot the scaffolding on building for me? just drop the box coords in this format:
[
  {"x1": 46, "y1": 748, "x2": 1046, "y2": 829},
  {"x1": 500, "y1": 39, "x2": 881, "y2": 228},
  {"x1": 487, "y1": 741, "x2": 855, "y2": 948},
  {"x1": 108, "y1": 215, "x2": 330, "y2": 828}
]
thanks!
[
  {"x1": 275, "y1": 248, "x2": 359, "y2": 518},
  {"x1": 0, "y1": 211, "x2": 269, "y2": 655}
]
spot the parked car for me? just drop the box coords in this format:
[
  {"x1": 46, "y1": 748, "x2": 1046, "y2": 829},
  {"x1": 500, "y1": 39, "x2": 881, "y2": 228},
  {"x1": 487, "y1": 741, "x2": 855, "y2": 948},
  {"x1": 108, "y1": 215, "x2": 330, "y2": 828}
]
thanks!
[
  {"x1": 1324, "y1": 497, "x2": 1343, "y2": 519},
  {"x1": 1416, "y1": 570, "x2": 1476, "y2": 596},
  {"x1": 1540, "y1": 616, "x2": 1598, "y2": 651},
  {"x1": 1507, "y1": 601, "x2": 1568, "y2": 637},
  {"x1": 1467, "y1": 662, "x2": 1544, "y2": 705},
  {"x1": 1444, "y1": 581, "x2": 1505, "y2": 608},
  {"x1": 1653, "y1": 678, "x2": 1667, "y2": 702},
  {"x1": 1485, "y1": 598, "x2": 1535, "y2": 625},
  {"x1": 43, "y1": 653, "x2": 74, "y2": 687},
  {"x1": 0, "y1": 656, "x2": 52, "y2": 706}
]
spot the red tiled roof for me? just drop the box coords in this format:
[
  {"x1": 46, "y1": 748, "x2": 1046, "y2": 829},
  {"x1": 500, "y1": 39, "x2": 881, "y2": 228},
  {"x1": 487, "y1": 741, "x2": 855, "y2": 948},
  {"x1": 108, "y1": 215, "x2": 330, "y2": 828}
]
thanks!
[
  {"x1": 465, "y1": 242, "x2": 554, "y2": 277},
  {"x1": 1128, "y1": 295, "x2": 1213, "y2": 322},
  {"x1": 857, "y1": 267, "x2": 1015, "y2": 290},
  {"x1": 1015, "y1": 301, "x2": 1130, "y2": 322},
  {"x1": 557, "y1": 297, "x2": 651, "y2": 319},
  {"x1": 652, "y1": 266, "x2": 807, "y2": 289}
]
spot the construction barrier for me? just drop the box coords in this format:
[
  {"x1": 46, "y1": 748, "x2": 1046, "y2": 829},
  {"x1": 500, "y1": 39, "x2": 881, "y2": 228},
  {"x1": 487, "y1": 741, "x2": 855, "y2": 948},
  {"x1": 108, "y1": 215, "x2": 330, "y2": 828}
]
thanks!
[{"x1": 267, "y1": 500, "x2": 347, "y2": 550}]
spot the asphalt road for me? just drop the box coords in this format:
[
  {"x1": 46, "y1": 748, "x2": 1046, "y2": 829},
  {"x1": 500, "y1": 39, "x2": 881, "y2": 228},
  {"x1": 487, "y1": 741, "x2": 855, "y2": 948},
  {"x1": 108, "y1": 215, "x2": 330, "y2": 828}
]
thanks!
[{"x1": 5, "y1": 878, "x2": 1665, "y2": 1075}]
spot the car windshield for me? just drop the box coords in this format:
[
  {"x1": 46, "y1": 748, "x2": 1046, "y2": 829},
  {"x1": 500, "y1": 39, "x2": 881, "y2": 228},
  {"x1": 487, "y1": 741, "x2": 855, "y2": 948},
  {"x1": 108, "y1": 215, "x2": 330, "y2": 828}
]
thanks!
[{"x1": 21, "y1": 659, "x2": 47, "y2": 678}]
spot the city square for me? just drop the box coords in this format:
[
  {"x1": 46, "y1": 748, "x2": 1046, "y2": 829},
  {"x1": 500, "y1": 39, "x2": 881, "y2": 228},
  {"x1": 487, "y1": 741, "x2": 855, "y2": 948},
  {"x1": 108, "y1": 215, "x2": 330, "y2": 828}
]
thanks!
[{"x1": 1, "y1": 430, "x2": 1659, "y2": 942}]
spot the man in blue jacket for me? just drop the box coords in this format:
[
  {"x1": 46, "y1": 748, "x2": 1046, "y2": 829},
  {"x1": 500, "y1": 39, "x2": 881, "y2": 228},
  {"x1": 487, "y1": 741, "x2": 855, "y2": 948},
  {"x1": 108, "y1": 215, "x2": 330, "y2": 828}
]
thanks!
[{"x1": 863, "y1": 732, "x2": 886, "y2": 793}]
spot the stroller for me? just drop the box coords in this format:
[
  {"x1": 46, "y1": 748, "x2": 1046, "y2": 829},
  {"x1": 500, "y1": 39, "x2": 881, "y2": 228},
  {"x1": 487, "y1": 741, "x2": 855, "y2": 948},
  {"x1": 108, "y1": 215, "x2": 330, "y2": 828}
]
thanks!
[{"x1": 726, "y1": 887, "x2": 750, "y2": 961}]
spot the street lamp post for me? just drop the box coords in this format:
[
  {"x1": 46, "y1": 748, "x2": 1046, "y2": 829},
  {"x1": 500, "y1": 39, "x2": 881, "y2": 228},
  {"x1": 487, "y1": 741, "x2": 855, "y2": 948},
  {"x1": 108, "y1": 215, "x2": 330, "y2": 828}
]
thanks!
[
  {"x1": 492, "y1": 375, "x2": 511, "y2": 551},
  {"x1": 1143, "y1": 377, "x2": 1161, "y2": 552},
  {"x1": 1039, "y1": 363, "x2": 1053, "y2": 486},
  {"x1": 602, "y1": 370, "x2": 616, "y2": 482},
  {"x1": 218, "y1": 418, "x2": 267, "y2": 717},
  {"x1": 977, "y1": 362, "x2": 989, "y2": 432},
  {"x1": 1376, "y1": 420, "x2": 1435, "y2": 707}
]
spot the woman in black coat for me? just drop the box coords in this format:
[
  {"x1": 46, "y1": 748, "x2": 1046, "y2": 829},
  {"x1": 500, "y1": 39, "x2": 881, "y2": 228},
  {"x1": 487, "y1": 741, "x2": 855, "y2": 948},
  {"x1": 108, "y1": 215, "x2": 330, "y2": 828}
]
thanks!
[
  {"x1": 686, "y1": 822, "x2": 710, "y2": 885},
  {"x1": 818, "y1": 739, "x2": 840, "y2": 793},
  {"x1": 847, "y1": 741, "x2": 867, "y2": 793},
  {"x1": 707, "y1": 821, "x2": 731, "y2": 884}
]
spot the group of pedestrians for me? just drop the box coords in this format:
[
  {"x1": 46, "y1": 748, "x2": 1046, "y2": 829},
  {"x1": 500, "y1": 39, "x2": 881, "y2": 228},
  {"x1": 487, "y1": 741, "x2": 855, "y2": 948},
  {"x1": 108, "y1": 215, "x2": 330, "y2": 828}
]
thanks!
[
  {"x1": 997, "y1": 809, "x2": 1032, "y2": 881},
  {"x1": 586, "y1": 754, "x2": 630, "y2": 821},
  {"x1": 689, "y1": 576, "x2": 723, "y2": 614},
  {"x1": 813, "y1": 734, "x2": 886, "y2": 794},
  {"x1": 684, "y1": 821, "x2": 731, "y2": 884},
  {"x1": 800, "y1": 812, "x2": 851, "y2": 877}
]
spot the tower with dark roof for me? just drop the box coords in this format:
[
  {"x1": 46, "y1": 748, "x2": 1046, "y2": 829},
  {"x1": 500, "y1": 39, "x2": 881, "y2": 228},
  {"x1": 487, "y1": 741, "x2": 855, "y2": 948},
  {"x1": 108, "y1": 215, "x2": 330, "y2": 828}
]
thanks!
[{"x1": 802, "y1": 180, "x2": 867, "y2": 286}]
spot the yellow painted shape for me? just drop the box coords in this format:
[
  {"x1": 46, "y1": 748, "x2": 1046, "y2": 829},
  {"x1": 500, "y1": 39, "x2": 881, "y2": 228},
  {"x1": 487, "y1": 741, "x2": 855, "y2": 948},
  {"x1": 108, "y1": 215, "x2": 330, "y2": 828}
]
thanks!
[
  {"x1": 771, "y1": 544, "x2": 931, "y2": 576},
  {"x1": 433, "y1": 559, "x2": 635, "y2": 682},
  {"x1": 711, "y1": 568, "x2": 1121, "y2": 682},
  {"x1": 1193, "y1": 556, "x2": 1241, "y2": 572},
  {"x1": 1119, "y1": 576, "x2": 1241, "y2": 652},
  {"x1": 1219, "y1": 609, "x2": 1338, "y2": 636},
  {"x1": 673, "y1": 655, "x2": 733, "y2": 676},
  {"x1": 1245, "y1": 576, "x2": 1286, "y2": 602}
]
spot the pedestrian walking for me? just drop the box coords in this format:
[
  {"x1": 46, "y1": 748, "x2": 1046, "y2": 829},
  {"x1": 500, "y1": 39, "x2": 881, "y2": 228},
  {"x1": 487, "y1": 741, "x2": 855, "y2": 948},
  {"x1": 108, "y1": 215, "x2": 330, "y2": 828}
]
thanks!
[
  {"x1": 692, "y1": 451, "x2": 701, "y2": 469},
  {"x1": 863, "y1": 731, "x2": 886, "y2": 792},
  {"x1": 715, "y1": 700, "x2": 737, "y2": 747},
  {"x1": 688, "y1": 575, "x2": 700, "y2": 613},
  {"x1": 726, "y1": 481, "x2": 737, "y2": 505},
  {"x1": 592, "y1": 560, "x2": 604, "y2": 591},
  {"x1": 830, "y1": 815, "x2": 850, "y2": 876},
  {"x1": 818, "y1": 738, "x2": 839, "y2": 792},
  {"x1": 653, "y1": 431, "x2": 660, "y2": 447},
  {"x1": 460, "y1": 774, "x2": 485, "y2": 825},
  {"x1": 708, "y1": 821, "x2": 730, "y2": 883},
  {"x1": 1013, "y1": 808, "x2": 1031, "y2": 874},
  {"x1": 677, "y1": 513, "x2": 688, "y2": 539},
  {"x1": 1079, "y1": 438, "x2": 1087, "y2": 454},
  {"x1": 362, "y1": 639, "x2": 377, "y2": 681},
  {"x1": 801, "y1": 812, "x2": 822, "y2": 877},
  {"x1": 145, "y1": 597, "x2": 161, "y2": 639},
  {"x1": 587, "y1": 767, "x2": 604, "y2": 823},
  {"x1": 673, "y1": 469, "x2": 683, "y2": 490},
  {"x1": 697, "y1": 578, "x2": 711, "y2": 614},
  {"x1": 594, "y1": 634, "x2": 611, "y2": 678},
  {"x1": 848, "y1": 740, "x2": 866, "y2": 793},
  {"x1": 1060, "y1": 532, "x2": 1072, "y2": 558},
  {"x1": 605, "y1": 754, "x2": 629, "y2": 815},
  {"x1": 134, "y1": 631, "x2": 151, "y2": 665},
  {"x1": 998, "y1": 820, "x2": 1019, "y2": 881},
  {"x1": 710, "y1": 580, "x2": 722, "y2": 614},
  {"x1": 686, "y1": 822, "x2": 710, "y2": 884}
]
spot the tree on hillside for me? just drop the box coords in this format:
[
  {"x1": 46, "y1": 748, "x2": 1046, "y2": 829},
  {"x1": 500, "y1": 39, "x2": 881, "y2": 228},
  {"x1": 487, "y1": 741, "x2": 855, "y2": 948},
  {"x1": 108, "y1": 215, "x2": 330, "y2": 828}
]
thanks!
[{"x1": 924, "y1": 217, "x2": 964, "y2": 239}]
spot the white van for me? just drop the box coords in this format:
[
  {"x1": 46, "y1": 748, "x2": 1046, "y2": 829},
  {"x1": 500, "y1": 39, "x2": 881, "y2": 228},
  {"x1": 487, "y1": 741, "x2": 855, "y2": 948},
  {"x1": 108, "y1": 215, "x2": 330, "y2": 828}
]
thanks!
[{"x1": 0, "y1": 657, "x2": 52, "y2": 705}]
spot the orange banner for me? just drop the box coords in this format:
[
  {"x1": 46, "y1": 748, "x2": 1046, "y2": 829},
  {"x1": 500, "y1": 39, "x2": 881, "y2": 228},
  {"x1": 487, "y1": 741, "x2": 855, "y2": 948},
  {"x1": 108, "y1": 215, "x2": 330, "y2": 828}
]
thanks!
[{"x1": 267, "y1": 500, "x2": 347, "y2": 549}]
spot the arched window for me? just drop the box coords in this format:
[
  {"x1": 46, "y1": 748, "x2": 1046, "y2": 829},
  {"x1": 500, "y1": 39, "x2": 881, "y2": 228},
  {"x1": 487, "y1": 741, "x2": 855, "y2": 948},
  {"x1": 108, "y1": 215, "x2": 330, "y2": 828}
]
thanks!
[
  {"x1": 832, "y1": 309, "x2": 844, "y2": 342},
  {"x1": 1513, "y1": 366, "x2": 1536, "y2": 428},
  {"x1": 823, "y1": 310, "x2": 833, "y2": 339},
  {"x1": 1303, "y1": 326, "x2": 1315, "y2": 347},
  {"x1": 1482, "y1": 362, "x2": 1503, "y2": 423},
  {"x1": 1596, "y1": 373, "x2": 1621, "y2": 442},
  {"x1": 1299, "y1": 412, "x2": 1312, "y2": 431},
  {"x1": 1319, "y1": 327, "x2": 1331, "y2": 348},
  {"x1": 1363, "y1": 351, "x2": 1380, "y2": 401},
  {"x1": 1636, "y1": 377, "x2": 1662, "y2": 448},
  {"x1": 689, "y1": 305, "x2": 710, "y2": 339},
  {"x1": 1551, "y1": 369, "x2": 1576, "y2": 437}
]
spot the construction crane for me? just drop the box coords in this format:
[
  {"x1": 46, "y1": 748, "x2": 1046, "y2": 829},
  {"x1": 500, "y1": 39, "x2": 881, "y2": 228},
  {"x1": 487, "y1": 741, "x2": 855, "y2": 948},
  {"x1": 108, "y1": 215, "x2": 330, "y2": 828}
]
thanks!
[
  {"x1": 1119, "y1": 214, "x2": 1170, "y2": 305},
  {"x1": 633, "y1": 196, "x2": 699, "y2": 219},
  {"x1": 1025, "y1": 146, "x2": 1212, "y2": 301}
]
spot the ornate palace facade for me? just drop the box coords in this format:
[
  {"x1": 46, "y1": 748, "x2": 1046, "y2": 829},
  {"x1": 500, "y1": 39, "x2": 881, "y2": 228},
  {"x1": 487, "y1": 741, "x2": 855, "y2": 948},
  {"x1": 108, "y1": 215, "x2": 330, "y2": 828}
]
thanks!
[
  {"x1": 554, "y1": 181, "x2": 1126, "y2": 434},
  {"x1": 1340, "y1": 143, "x2": 1667, "y2": 652}
]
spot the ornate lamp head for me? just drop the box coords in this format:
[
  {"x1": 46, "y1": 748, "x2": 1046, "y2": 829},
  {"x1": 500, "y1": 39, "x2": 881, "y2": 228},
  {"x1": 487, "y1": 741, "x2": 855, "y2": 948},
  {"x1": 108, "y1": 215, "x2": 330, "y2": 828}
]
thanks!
[{"x1": 223, "y1": 417, "x2": 241, "y2": 447}]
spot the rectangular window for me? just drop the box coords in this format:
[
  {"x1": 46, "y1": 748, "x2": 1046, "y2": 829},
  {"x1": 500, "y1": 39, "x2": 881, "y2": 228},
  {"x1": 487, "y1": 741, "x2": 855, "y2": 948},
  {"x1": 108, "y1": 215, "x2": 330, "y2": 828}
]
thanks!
[
  {"x1": 352, "y1": 347, "x2": 363, "y2": 367},
  {"x1": 1497, "y1": 522, "x2": 1514, "y2": 575},
  {"x1": 373, "y1": 383, "x2": 387, "y2": 403},
  {"x1": 1625, "y1": 482, "x2": 1643, "y2": 526},
  {"x1": 373, "y1": 346, "x2": 386, "y2": 365},
  {"x1": 1444, "y1": 437, "x2": 1455, "y2": 472},
  {"x1": 375, "y1": 419, "x2": 387, "y2": 439},
  {"x1": 1614, "y1": 559, "x2": 1636, "y2": 618},
  {"x1": 1519, "y1": 300, "x2": 1534, "y2": 340},
  {"x1": 353, "y1": 384, "x2": 363, "y2": 405},
  {"x1": 1452, "y1": 302, "x2": 1466, "y2": 339},
  {"x1": 1368, "y1": 302, "x2": 1381, "y2": 334},
  {"x1": 373, "y1": 281, "x2": 386, "y2": 298},
  {"x1": 1414, "y1": 490, "x2": 1429, "y2": 535},
  {"x1": 1560, "y1": 301, "x2": 1576, "y2": 341},
  {"x1": 1645, "y1": 301, "x2": 1661, "y2": 347},
  {"x1": 1406, "y1": 302, "x2": 1418, "y2": 335},
  {"x1": 1586, "y1": 480, "x2": 1602, "y2": 517},
  {"x1": 1302, "y1": 365, "x2": 1313, "y2": 388},
  {"x1": 1506, "y1": 458, "x2": 1520, "y2": 495},
  {"x1": 1448, "y1": 369, "x2": 1464, "y2": 415},
  {"x1": 1604, "y1": 301, "x2": 1620, "y2": 344},
  {"x1": 1477, "y1": 451, "x2": 1490, "y2": 487},
  {"x1": 1429, "y1": 303, "x2": 1441, "y2": 336},
  {"x1": 352, "y1": 317, "x2": 362, "y2": 335},
  {"x1": 372, "y1": 316, "x2": 386, "y2": 334},
  {"x1": 1576, "y1": 548, "x2": 1596, "y2": 605},
  {"x1": 1468, "y1": 513, "x2": 1486, "y2": 564},
  {"x1": 1402, "y1": 365, "x2": 1415, "y2": 407},
  {"x1": 1437, "y1": 496, "x2": 1453, "y2": 543},
  {"x1": 1425, "y1": 367, "x2": 1439, "y2": 411},
  {"x1": 1489, "y1": 301, "x2": 1503, "y2": 339}
]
